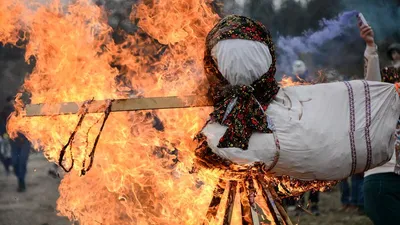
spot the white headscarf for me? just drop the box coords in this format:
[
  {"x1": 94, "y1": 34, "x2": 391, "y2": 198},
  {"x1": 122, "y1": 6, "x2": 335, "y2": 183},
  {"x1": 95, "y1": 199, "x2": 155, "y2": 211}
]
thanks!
[{"x1": 211, "y1": 39, "x2": 272, "y2": 86}]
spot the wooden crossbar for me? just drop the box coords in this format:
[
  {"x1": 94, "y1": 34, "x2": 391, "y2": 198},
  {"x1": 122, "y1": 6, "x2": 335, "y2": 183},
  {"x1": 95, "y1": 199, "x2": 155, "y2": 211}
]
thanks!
[{"x1": 24, "y1": 95, "x2": 213, "y2": 117}]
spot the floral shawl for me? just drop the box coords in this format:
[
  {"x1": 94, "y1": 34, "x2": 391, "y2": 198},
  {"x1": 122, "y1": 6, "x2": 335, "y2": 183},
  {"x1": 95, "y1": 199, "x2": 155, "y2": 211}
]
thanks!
[{"x1": 204, "y1": 15, "x2": 279, "y2": 150}]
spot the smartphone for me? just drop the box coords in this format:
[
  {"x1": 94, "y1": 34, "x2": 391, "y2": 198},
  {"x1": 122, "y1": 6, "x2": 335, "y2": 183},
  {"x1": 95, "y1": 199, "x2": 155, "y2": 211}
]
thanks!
[{"x1": 357, "y1": 13, "x2": 369, "y2": 27}]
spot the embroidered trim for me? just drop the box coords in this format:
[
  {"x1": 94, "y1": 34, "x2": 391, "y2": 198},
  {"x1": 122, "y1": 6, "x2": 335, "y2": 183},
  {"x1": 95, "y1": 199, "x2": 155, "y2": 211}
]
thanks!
[
  {"x1": 344, "y1": 81, "x2": 357, "y2": 175},
  {"x1": 395, "y1": 120, "x2": 400, "y2": 174},
  {"x1": 362, "y1": 81, "x2": 372, "y2": 171}
]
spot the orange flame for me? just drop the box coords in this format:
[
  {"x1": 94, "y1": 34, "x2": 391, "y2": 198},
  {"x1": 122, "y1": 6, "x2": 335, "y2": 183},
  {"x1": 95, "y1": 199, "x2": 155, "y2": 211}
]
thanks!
[
  {"x1": 1, "y1": 1, "x2": 335, "y2": 224},
  {"x1": 3, "y1": 0, "x2": 224, "y2": 224}
]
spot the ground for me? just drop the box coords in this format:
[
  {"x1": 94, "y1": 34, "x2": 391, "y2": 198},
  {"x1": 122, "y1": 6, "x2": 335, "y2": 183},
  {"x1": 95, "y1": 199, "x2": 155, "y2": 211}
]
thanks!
[
  {"x1": 0, "y1": 153, "x2": 373, "y2": 225},
  {"x1": 0, "y1": 153, "x2": 69, "y2": 225},
  {"x1": 287, "y1": 190, "x2": 373, "y2": 225}
]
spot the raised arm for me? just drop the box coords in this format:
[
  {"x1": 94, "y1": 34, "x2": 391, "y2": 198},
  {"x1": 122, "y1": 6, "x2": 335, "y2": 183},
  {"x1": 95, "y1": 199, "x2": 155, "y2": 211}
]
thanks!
[{"x1": 359, "y1": 24, "x2": 381, "y2": 81}]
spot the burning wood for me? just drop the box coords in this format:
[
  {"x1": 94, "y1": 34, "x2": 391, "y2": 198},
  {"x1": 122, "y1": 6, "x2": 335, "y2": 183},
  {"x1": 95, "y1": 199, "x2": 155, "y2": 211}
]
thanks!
[{"x1": 201, "y1": 171, "x2": 293, "y2": 225}]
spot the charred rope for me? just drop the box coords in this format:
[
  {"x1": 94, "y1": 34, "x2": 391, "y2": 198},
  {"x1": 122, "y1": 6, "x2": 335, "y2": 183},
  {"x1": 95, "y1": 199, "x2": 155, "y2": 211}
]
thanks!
[
  {"x1": 58, "y1": 99, "x2": 113, "y2": 175},
  {"x1": 59, "y1": 99, "x2": 94, "y2": 172},
  {"x1": 81, "y1": 100, "x2": 113, "y2": 175}
]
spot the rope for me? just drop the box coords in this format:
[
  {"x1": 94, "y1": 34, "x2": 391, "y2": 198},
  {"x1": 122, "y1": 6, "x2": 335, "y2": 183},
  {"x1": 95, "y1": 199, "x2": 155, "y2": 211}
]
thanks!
[
  {"x1": 58, "y1": 99, "x2": 94, "y2": 172},
  {"x1": 58, "y1": 99, "x2": 113, "y2": 175},
  {"x1": 81, "y1": 100, "x2": 113, "y2": 175}
]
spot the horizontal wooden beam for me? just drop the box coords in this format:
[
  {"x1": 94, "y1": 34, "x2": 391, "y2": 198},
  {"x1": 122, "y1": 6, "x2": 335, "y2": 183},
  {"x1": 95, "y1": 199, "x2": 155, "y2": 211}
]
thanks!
[{"x1": 24, "y1": 95, "x2": 213, "y2": 117}]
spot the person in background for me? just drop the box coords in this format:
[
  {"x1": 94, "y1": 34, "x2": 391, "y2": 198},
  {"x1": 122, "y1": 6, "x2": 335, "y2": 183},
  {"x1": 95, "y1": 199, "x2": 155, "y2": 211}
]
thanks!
[
  {"x1": 11, "y1": 132, "x2": 31, "y2": 192},
  {"x1": 339, "y1": 174, "x2": 364, "y2": 214},
  {"x1": 0, "y1": 133, "x2": 12, "y2": 175},
  {"x1": 292, "y1": 60, "x2": 312, "y2": 82},
  {"x1": 3, "y1": 96, "x2": 32, "y2": 192},
  {"x1": 359, "y1": 20, "x2": 400, "y2": 224},
  {"x1": 0, "y1": 96, "x2": 14, "y2": 135}
]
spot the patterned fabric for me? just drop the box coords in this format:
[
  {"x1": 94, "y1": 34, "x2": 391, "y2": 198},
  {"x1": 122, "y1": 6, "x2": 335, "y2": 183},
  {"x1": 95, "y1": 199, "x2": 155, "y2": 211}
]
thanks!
[
  {"x1": 395, "y1": 120, "x2": 400, "y2": 175},
  {"x1": 382, "y1": 67, "x2": 400, "y2": 83},
  {"x1": 362, "y1": 80, "x2": 372, "y2": 171},
  {"x1": 344, "y1": 81, "x2": 357, "y2": 176},
  {"x1": 204, "y1": 15, "x2": 280, "y2": 150}
]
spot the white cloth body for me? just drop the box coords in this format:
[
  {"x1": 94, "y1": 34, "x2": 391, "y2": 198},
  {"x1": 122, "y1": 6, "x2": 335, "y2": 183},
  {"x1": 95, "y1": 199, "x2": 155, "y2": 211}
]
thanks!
[
  {"x1": 202, "y1": 40, "x2": 400, "y2": 181},
  {"x1": 202, "y1": 81, "x2": 400, "y2": 180}
]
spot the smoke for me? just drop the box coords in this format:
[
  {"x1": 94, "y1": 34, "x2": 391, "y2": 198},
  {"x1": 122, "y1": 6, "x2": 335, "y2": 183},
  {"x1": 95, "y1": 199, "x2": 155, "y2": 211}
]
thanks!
[
  {"x1": 227, "y1": 0, "x2": 400, "y2": 79},
  {"x1": 0, "y1": 46, "x2": 32, "y2": 110},
  {"x1": 95, "y1": 0, "x2": 138, "y2": 35},
  {"x1": 276, "y1": 10, "x2": 359, "y2": 76}
]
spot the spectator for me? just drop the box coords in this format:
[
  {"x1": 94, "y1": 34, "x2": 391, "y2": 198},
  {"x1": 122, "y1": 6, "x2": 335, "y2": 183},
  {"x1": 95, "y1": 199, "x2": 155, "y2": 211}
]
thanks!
[
  {"x1": 292, "y1": 60, "x2": 312, "y2": 82},
  {"x1": 359, "y1": 22, "x2": 400, "y2": 224},
  {"x1": 10, "y1": 132, "x2": 31, "y2": 192},
  {"x1": 339, "y1": 174, "x2": 364, "y2": 214},
  {"x1": 0, "y1": 133, "x2": 12, "y2": 175},
  {"x1": 0, "y1": 96, "x2": 15, "y2": 135}
]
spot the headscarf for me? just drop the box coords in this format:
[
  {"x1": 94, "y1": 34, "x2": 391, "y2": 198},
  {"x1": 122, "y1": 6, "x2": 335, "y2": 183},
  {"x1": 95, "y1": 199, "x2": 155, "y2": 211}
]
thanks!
[
  {"x1": 204, "y1": 15, "x2": 279, "y2": 150},
  {"x1": 387, "y1": 43, "x2": 400, "y2": 61}
]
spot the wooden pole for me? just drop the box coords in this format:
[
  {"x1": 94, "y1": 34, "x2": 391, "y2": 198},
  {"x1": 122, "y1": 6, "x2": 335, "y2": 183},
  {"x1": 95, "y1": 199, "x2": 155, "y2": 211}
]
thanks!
[
  {"x1": 222, "y1": 181, "x2": 237, "y2": 225},
  {"x1": 24, "y1": 95, "x2": 213, "y2": 117},
  {"x1": 239, "y1": 181, "x2": 254, "y2": 225},
  {"x1": 203, "y1": 179, "x2": 227, "y2": 224}
]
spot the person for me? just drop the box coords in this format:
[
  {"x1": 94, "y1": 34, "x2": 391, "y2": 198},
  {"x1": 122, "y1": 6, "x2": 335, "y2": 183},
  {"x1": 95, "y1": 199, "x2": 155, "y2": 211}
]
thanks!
[
  {"x1": 339, "y1": 174, "x2": 364, "y2": 214},
  {"x1": 3, "y1": 96, "x2": 31, "y2": 192},
  {"x1": 292, "y1": 60, "x2": 311, "y2": 82},
  {"x1": 0, "y1": 96, "x2": 15, "y2": 135},
  {"x1": 359, "y1": 21, "x2": 400, "y2": 224},
  {"x1": 0, "y1": 133, "x2": 12, "y2": 175},
  {"x1": 10, "y1": 132, "x2": 31, "y2": 192}
]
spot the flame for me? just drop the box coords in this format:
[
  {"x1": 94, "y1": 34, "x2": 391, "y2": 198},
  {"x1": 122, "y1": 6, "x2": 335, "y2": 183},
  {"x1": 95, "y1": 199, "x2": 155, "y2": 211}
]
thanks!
[
  {"x1": 2, "y1": 0, "x2": 224, "y2": 224},
  {"x1": 0, "y1": 1, "x2": 23, "y2": 45},
  {"x1": 279, "y1": 75, "x2": 311, "y2": 87},
  {"x1": 1, "y1": 1, "x2": 336, "y2": 224}
]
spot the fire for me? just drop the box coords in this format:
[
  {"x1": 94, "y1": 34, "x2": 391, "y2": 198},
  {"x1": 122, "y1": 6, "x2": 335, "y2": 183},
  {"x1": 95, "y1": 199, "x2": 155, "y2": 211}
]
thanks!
[
  {"x1": 2, "y1": 0, "x2": 223, "y2": 224},
  {"x1": 279, "y1": 75, "x2": 310, "y2": 87},
  {"x1": 0, "y1": 1, "x2": 335, "y2": 224},
  {"x1": 0, "y1": 1, "x2": 23, "y2": 45}
]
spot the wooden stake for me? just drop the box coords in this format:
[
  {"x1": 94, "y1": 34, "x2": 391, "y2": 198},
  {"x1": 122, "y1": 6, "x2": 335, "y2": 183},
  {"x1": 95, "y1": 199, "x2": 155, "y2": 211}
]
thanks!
[
  {"x1": 203, "y1": 179, "x2": 227, "y2": 224},
  {"x1": 268, "y1": 187, "x2": 293, "y2": 225},
  {"x1": 222, "y1": 181, "x2": 237, "y2": 225},
  {"x1": 239, "y1": 181, "x2": 254, "y2": 225}
]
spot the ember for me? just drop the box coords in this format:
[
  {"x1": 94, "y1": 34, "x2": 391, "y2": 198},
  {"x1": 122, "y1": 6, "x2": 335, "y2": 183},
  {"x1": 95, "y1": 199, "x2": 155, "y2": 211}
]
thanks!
[{"x1": 1, "y1": 0, "x2": 336, "y2": 224}]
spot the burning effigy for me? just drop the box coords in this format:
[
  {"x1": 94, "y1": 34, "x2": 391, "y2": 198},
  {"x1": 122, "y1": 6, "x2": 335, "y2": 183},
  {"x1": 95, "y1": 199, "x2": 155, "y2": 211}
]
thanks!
[
  {"x1": 196, "y1": 14, "x2": 400, "y2": 181},
  {"x1": 1, "y1": 0, "x2": 400, "y2": 225}
]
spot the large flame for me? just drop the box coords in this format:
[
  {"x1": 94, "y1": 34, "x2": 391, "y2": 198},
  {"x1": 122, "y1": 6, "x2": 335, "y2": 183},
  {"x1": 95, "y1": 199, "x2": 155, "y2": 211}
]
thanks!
[
  {"x1": 0, "y1": 1, "x2": 333, "y2": 224},
  {"x1": 2, "y1": 0, "x2": 225, "y2": 224}
]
